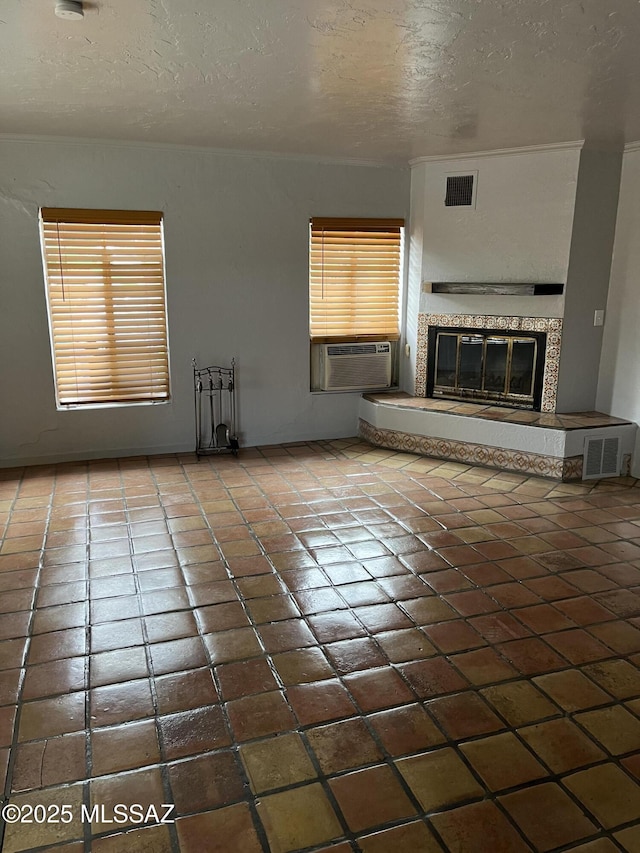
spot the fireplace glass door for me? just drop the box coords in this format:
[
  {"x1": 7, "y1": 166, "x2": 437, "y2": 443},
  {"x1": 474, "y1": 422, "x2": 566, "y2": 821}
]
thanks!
[{"x1": 431, "y1": 329, "x2": 544, "y2": 409}]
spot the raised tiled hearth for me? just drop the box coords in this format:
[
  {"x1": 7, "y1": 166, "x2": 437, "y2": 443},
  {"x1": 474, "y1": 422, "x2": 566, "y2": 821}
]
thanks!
[
  {"x1": 360, "y1": 395, "x2": 636, "y2": 482},
  {"x1": 386, "y1": 311, "x2": 639, "y2": 481},
  {"x1": 2, "y1": 441, "x2": 640, "y2": 852},
  {"x1": 363, "y1": 395, "x2": 631, "y2": 431}
]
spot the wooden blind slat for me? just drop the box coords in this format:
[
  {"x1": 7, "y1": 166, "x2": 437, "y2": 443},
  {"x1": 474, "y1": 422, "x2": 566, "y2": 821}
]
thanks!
[
  {"x1": 41, "y1": 208, "x2": 163, "y2": 225},
  {"x1": 40, "y1": 208, "x2": 170, "y2": 406},
  {"x1": 309, "y1": 217, "x2": 403, "y2": 342},
  {"x1": 311, "y1": 217, "x2": 403, "y2": 231}
]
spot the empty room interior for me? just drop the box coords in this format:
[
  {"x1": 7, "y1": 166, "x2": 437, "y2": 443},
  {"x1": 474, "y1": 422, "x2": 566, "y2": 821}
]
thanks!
[{"x1": 4, "y1": 1, "x2": 640, "y2": 851}]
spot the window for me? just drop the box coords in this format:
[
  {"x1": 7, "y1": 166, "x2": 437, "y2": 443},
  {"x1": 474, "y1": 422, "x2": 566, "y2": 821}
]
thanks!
[
  {"x1": 309, "y1": 217, "x2": 404, "y2": 342},
  {"x1": 40, "y1": 208, "x2": 170, "y2": 407}
]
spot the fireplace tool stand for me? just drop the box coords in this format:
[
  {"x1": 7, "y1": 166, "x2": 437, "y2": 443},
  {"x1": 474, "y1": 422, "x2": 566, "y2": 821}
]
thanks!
[{"x1": 193, "y1": 358, "x2": 239, "y2": 457}]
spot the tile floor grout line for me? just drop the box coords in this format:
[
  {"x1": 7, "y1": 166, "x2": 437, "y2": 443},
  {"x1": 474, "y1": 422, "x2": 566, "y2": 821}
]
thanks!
[
  {"x1": 1, "y1": 464, "x2": 80, "y2": 850},
  {"x1": 174, "y1": 454, "x2": 276, "y2": 853},
  {"x1": 81, "y1": 461, "x2": 94, "y2": 853},
  {"x1": 0, "y1": 462, "x2": 33, "y2": 853},
  {"x1": 124, "y1": 454, "x2": 184, "y2": 853}
]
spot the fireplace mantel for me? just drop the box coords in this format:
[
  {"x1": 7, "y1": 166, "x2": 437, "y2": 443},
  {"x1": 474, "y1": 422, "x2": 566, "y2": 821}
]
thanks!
[{"x1": 423, "y1": 282, "x2": 564, "y2": 296}]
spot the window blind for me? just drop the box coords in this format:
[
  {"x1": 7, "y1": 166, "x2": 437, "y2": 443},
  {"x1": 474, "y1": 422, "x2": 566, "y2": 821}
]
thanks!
[
  {"x1": 40, "y1": 208, "x2": 170, "y2": 406},
  {"x1": 309, "y1": 217, "x2": 403, "y2": 342}
]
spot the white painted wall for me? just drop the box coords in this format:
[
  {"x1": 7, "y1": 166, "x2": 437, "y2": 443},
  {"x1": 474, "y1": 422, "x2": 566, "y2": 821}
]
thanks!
[
  {"x1": 555, "y1": 149, "x2": 622, "y2": 412},
  {"x1": 401, "y1": 163, "x2": 425, "y2": 394},
  {"x1": 404, "y1": 146, "x2": 581, "y2": 396},
  {"x1": 597, "y1": 147, "x2": 640, "y2": 476},
  {"x1": 418, "y1": 146, "x2": 580, "y2": 293},
  {"x1": 0, "y1": 138, "x2": 408, "y2": 466},
  {"x1": 424, "y1": 293, "x2": 564, "y2": 319}
]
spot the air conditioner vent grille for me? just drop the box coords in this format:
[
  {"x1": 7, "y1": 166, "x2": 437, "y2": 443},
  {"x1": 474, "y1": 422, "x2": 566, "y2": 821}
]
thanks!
[
  {"x1": 583, "y1": 435, "x2": 621, "y2": 480},
  {"x1": 327, "y1": 343, "x2": 379, "y2": 356},
  {"x1": 445, "y1": 174, "x2": 474, "y2": 207}
]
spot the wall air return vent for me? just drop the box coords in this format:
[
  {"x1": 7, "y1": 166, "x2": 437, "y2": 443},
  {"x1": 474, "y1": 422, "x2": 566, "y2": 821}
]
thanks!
[
  {"x1": 582, "y1": 435, "x2": 621, "y2": 480},
  {"x1": 445, "y1": 173, "x2": 476, "y2": 207}
]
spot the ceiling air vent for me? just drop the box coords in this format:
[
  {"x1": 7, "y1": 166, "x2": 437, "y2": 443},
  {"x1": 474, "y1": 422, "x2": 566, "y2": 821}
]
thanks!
[
  {"x1": 582, "y1": 435, "x2": 621, "y2": 480},
  {"x1": 445, "y1": 173, "x2": 475, "y2": 207}
]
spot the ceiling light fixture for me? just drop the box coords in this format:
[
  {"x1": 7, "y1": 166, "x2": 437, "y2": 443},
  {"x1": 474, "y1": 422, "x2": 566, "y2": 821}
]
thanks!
[{"x1": 55, "y1": 0, "x2": 84, "y2": 20}]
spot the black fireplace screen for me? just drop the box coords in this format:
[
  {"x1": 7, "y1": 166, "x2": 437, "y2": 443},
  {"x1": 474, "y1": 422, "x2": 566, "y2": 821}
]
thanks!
[{"x1": 427, "y1": 327, "x2": 547, "y2": 410}]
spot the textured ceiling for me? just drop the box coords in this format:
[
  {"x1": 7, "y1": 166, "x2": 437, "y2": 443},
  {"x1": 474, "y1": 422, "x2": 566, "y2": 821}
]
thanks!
[{"x1": 2, "y1": 0, "x2": 640, "y2": 163}]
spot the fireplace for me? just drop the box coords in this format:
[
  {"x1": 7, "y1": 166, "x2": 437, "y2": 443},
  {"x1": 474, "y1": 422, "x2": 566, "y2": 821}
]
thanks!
[{"x1": 426, "y1": 326, "x2": 547, "y2": 410}]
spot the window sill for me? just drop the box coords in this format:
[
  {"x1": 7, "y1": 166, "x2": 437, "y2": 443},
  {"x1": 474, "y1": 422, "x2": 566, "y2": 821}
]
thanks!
[
  {"x1": 57, "y1": 399, "x2": 171, "y2": 412},
  {"x1": 310, "y1": 335, "x2": 401, "y2": 345},
  {"x1": 310, "y1": 386, "x2": 400, "y2": 395}
]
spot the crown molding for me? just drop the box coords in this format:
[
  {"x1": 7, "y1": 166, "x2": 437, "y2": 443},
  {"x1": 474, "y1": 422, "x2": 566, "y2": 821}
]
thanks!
[
  {"x1": 409, "y1": 140, "x2": 585, "y2": 167},
  {"x1": 0, "y1": 133, "x2": 404, "y2": 169},
  {"x1": 2, "y1": 132, "x2": 606, "y2": 167}
]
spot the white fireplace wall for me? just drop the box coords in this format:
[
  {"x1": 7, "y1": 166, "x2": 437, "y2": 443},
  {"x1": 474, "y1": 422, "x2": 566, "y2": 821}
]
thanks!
[
  {"x1": 404, "y1": 145, "x2": 581, "y2": 394},
  {"x1": 424, "y1": 293, "x2": 564, "y2": 319},
  {"x1": 597, "y1": 145, "x2": 640, "y2": 477},
  {"x1": 418, "y1": 147, "x2": 580, "y2": 287}
]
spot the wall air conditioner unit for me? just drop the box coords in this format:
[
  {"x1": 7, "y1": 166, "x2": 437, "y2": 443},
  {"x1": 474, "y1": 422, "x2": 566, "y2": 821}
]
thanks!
[{"x1": 320, "y1": 342, "x2": 392, "y2": 391}]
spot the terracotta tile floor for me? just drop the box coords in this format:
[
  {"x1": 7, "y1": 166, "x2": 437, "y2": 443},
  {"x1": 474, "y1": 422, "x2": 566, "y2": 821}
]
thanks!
[{"x1": 1, "y1": 438, "x2": 640, "y2": 852}]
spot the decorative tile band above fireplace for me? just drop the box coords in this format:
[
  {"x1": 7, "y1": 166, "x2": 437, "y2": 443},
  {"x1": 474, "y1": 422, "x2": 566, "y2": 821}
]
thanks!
[{"x1": 415, "y1": 314, "x2": 563, "y2": 412}]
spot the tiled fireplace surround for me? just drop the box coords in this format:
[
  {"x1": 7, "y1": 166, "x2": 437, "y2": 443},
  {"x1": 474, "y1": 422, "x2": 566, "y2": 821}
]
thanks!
[
  {"x1": 358, "y1": 312, "x2": 636, "y2": 482},
  {"x1": 414, "y1": 314, "x2": 563, "y2": 412}
]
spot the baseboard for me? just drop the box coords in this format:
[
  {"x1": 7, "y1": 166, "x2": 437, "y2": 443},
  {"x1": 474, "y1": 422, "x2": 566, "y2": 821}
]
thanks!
[{"x1": 0, "y1": 442, "x2": 196, "y2": 470}]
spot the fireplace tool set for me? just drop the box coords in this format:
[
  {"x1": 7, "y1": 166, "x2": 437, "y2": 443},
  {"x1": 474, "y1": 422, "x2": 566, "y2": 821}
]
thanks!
[{"x1": 193, "y1": 359, "x2": 239, "y2": 457}]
